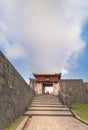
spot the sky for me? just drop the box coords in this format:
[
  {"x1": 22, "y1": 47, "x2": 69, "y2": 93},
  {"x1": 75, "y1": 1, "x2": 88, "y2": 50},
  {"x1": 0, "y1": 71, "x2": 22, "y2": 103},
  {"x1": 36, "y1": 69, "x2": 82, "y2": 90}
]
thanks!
[{"x1": 0, "y1": 0, "x2": 88, "y2": 83}]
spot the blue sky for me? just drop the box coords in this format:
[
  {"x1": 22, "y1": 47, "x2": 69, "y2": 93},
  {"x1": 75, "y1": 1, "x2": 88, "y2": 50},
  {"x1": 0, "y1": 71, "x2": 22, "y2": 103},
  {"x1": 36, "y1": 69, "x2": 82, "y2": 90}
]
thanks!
[
  {"x1": 0, "y1": 0, "x2": 88, "y2": 83},
  {"x1": 62, "y1": 23, "x2": 88, "y2": 81}
]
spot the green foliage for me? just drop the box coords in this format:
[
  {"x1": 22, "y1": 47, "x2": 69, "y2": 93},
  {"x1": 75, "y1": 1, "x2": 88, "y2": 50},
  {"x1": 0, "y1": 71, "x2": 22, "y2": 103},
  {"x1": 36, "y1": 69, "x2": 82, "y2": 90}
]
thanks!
[
  {"x1": 72, "y1": 103, "x2": 88, "y2": 122},
  {"x1": 5, "y1": 116, "x2": 24, "y2": 130}
]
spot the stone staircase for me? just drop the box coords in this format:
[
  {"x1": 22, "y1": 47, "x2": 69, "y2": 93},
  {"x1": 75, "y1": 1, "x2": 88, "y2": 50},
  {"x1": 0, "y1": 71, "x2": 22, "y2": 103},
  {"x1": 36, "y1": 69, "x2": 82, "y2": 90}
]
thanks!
[
  {"x1": 22, "y1": 94, "x2": 88, "y2": 130},
  {"x1": 25, "y1": 94, "x2": 73, "y2": 116}
]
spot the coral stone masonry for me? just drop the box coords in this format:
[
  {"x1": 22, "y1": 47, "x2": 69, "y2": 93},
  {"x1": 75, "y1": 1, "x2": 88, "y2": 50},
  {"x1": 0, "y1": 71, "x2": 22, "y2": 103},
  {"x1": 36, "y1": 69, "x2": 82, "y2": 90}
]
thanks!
[{"x1": 0, "y1": 51, "x2": 34, "y2": 130}]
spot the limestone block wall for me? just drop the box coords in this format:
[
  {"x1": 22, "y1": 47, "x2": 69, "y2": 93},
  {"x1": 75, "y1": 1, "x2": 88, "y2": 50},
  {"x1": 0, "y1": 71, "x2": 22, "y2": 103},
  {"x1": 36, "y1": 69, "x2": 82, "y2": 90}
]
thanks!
[
  {"x1": 29, "y1": 79, "x2": 43, "y2": 94},
  {"x1": 84, "y1": 82, "x2": 88, "y2": 88},
  {"x1": 0, "y1": 51, "x2": 34, "y2": 130},
  {"x1": 60, "y1": 79, "x2": 88, "y2": 103},
  {"x1": 29, "y1": 78, "x2": 36, "y2": 92},
  {"x1": 53, "y1": 83, "x2": 60, "y2": 95},
  {"x1": 36, "y1": 83, "x2": 42, "y2": 94},
  {"x1": 59, "y1": 92, "x2": 72, "y2": 108},
  {"x1": 83, "y1": 82, "x2": 88, "y2": 102}
]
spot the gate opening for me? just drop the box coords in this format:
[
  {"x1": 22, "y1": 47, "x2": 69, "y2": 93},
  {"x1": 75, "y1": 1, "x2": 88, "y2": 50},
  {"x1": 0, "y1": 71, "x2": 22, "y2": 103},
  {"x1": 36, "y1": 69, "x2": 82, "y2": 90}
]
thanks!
[{"x1": 43, "y1": 84, "x2": 53, "y2": 94}]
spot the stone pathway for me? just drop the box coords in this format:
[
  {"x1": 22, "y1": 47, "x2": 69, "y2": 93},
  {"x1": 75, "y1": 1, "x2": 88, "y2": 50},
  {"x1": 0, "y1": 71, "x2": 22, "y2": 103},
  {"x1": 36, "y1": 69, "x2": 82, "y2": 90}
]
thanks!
[{"x1": 23, "y1": 94, "x2": 88, "y2": 130}]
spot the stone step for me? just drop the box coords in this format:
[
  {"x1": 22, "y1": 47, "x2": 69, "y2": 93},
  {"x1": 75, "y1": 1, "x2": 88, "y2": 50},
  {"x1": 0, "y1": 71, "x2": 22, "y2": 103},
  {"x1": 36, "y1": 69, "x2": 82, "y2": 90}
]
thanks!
[
  {"x1": 32, "y1": 99, "x2": 61, "y2": 103},
  {"x1": 32, "y1": 99, "x2": 61, "y2": 101},
  {"x1": 32, "y1": 98, "x2": 61, "y2": 100},
  {"x1": 33, "y1": 97, "x2": 60, "y2": 101},
  {"x1": 28, "y1": 108, "x2": 69, "y2": 111},
  {"x1": 25, "y1": 95, "x2": 73, "y2": 118},
  {"x1": 28, "y1": 107, "x2": 69, "y2": 111},
  {"x1": 33, "y1": 97, "x2": 60, "y2": 99},
  {"x1": 32, "y1": 100, "x2": 61, "y2": 102},
  {"x1": 33, "y1": 98, "x2": 61, "y2": 102},
  {"x1": 30, "y1": 104, "x2": 67, "y2": 108},
  {"x1": 32, "y1": 102, "x2": 61, "y2": 104},
  {"x1": 25, "y1": 110, "x2": 73, "y2": 116},
  {"x1": 31, "y1": 103, "x2": 62, "y2": 105},
  {"x1": 33, "y1": 96, "x2": 60, "y2": 99},
  {"x1": 34, "y1": 94, "x2": 57, "y2": 97},
  {"x1": 24, "y1": 114, "x2": 73, "y2": 117}
]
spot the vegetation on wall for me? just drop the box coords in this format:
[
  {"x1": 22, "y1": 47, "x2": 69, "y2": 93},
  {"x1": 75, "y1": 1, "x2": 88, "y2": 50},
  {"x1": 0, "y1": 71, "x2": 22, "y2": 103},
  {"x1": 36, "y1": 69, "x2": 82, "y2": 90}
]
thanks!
[{"x1": 5, "y1": 116, "x2": 24, "y2": 130}]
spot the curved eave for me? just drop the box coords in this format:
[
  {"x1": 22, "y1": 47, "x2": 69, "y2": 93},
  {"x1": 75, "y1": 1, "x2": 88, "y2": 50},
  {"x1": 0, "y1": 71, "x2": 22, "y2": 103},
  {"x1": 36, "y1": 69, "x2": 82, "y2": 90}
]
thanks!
[{"x1": 33, "y1": 73, "x2": 62, "y2": 79}]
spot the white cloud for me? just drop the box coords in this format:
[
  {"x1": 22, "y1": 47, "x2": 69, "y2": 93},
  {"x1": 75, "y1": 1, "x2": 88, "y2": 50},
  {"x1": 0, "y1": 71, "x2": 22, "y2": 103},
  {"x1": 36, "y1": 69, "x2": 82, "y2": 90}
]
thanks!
[
  {"x1": 61, "y1": 68, "x2": 68, "y2": 75},
  {"x1": 0, "y1": 21, "x2": 8, "y2": 32},
  {"x1": 0, "y1": 21, "x2": 26, "y2": 59},
  {"x1": 0, "y1": 0, "x2": 88, "y2": 74}
]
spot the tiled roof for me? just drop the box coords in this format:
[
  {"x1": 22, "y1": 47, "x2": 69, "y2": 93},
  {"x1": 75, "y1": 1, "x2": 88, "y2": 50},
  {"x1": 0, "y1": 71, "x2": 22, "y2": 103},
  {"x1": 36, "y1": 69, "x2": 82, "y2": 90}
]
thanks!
[{"x1": 33, "y1": 73, "x2": 61, "y2": 77}]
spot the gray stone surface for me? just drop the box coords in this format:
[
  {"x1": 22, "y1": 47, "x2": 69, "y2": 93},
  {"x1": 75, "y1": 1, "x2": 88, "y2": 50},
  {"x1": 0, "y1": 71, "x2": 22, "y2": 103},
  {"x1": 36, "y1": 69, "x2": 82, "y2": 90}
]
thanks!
[
  {"x1": 83, "y1": 83, "x2": 88, "y2": 102},
  {"x1": 60, "y1": 79, "x2": 88, "y2": 103},
  {"x1": 25, "y1": 95, "x2": 72, "y2": 117},
  {"x1": 59, "y1": 92, "x2": 72, "y2": 108},
  {"x1": 24, "y1": 116, "x2": 88, "y2": 130},
  {"x1": 0, "y1": 51, "x2": 34, "y2": 130},
  {"x1": 25, "y1": 110, "x2": 72, "y2": 116},
  {"x1": 28, "y1": 107, "x2": 69, "y2": 110},
  {"x1": 24, "y1": 95, "x2": 88, "y2": 130}
]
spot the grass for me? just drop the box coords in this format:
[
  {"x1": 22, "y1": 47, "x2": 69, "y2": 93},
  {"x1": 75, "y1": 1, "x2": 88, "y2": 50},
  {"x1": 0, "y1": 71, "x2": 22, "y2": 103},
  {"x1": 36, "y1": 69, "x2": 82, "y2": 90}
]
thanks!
[
  {"x1": 72, "y1": 103, "x2": 88, "y2": 122},
  {"x1": 5, "y1": 116, "x2": 24, "y2": 130}
]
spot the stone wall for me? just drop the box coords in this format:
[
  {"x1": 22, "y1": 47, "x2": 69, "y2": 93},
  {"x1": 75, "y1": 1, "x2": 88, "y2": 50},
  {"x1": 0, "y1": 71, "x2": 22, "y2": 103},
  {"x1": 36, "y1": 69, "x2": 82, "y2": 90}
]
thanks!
[
  {"x1": 36, "y1": 83, "x2": 43, "y2": 94},
  {"x1": 83, "y1": 82, "x2": 88, "y2": 101},
  {"x1": 84, "y1": 82, "x2": 88, "y2": 88},
  {"x1": 0, "y1": 51, "x2": 34, "y2": 130},
  {"x1": 29, "y1": 78, "x2": 36, "y2": 92},
  {"x1": 53, "y1": 83, "x2": 60, "y2": 95},
  {"x1": 59, "y1": 79, "x2": 88, "y2": 103},
  {"x1": 59, "y1": 92, "x2": 72, "y2": 108}
]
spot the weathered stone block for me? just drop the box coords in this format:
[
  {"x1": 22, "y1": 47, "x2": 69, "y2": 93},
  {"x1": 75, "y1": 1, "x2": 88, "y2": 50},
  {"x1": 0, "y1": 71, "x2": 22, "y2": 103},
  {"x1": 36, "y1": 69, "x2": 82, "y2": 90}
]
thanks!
[{"x1": 0, "y1": 51, "x2": 34, "y2": 130}]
